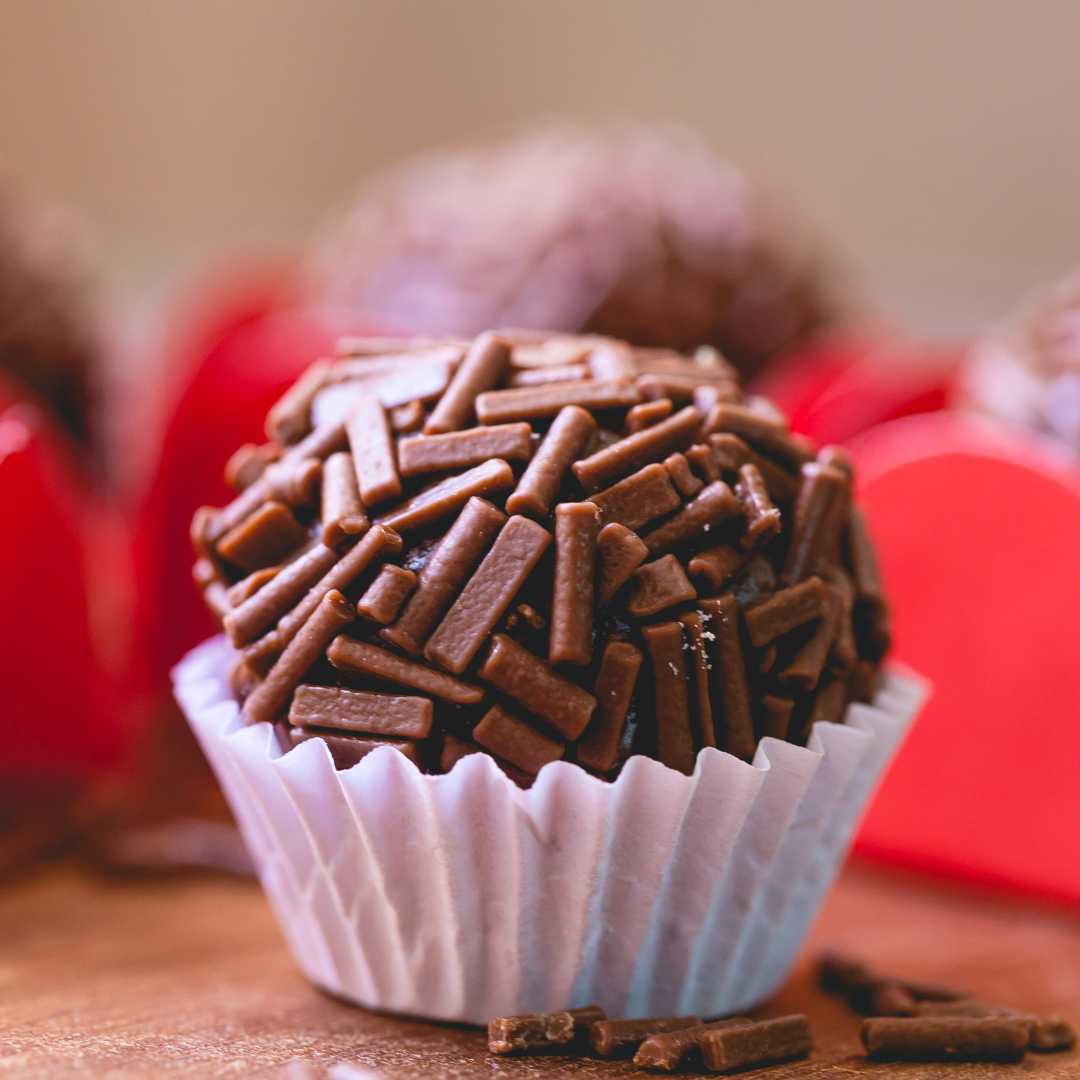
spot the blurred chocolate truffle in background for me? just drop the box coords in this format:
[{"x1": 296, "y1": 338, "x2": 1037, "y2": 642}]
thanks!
[
  {"x1": 965, "y1": 270, "x2": 1080, "y2": 453},
  {"x1": 0, "y1": 178, "x2": 102, "y2": 448},
  {"x1": 304, "y1": 125, "x2": 839, "y2": 381}
]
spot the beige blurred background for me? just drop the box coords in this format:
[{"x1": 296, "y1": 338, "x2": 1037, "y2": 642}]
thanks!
[{"x1": 3, "y1": 0, "x2": 1079, "y2": 336}]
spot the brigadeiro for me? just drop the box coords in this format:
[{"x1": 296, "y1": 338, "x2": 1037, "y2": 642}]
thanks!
[
  {"x1": 965, "y1": 269, "x2": 1080, "y2": 454},
  {"x1": 303, "y1": 125, "x2": 837, "y2": 381},
  {"x1": 174, "y1": 330, "x2": 927, "y2": 1024}
]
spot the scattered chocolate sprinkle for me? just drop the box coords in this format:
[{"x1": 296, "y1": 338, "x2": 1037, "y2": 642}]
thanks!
[
  {"x1": 817, "y1": 951, "x2": 968, "y2": 1014},
  {"x1": 861, "y1": 1017, "x2": 1030, "y2": 1063},
  {"x1": 634, "y1": 1017, "x2": 751, "y2": 1072},
  {"x1": 591, "y1": 1016, "x2": 702, "y2": 1058},
  {"x1": 1030, "y1": 1016, "x2": 1077, "y2": 1052},
  {"x1": 488, "y1": 1011, "x2": 574, "y2": 1055},
  {"x1": 819, "y1": 950, "x2": 1075, "y2": 1057},
  {"x1": 566, "y1": 1005, "x2": 607, "y2": 1034},
  {"x1": 699, "y1": 1014, "x2": 812, "y2": 1072}
]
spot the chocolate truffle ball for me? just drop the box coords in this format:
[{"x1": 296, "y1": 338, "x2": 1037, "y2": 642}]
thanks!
[
  {"x1": 192, "y1": 332, "x2": 890, "y2": 782},
  {"x1": 966, "y1": 271, "x2": 1080, "y2": 454},
  {"x1": 304, "y1": 126, "x2": 837, "y2": 380},
  {"x1": 0, "y1": 179, "x2": 101, "y2": 446}
]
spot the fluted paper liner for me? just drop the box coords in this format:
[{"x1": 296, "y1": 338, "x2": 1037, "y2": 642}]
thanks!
[{"x1": 174, "y1": 635, "x2": 927, "y2": 1024}]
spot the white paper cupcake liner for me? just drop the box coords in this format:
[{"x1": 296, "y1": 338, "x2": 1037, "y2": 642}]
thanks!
[{"x1": 174, "y1": 635, "x2": 927, "y2": 1024}]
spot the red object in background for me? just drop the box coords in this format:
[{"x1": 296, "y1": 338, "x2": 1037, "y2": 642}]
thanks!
[
  {"x1": 0, "y1": 375, "x2": 121, "y2": 786},
  {"x1": 849, "y1": 412, "x2": 1080, "y2": 904},
  {"x1": 755, "y1": 333, "x2": 961, "y2": 446}
]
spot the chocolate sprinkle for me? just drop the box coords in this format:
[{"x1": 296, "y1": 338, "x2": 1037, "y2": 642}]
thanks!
[{"x1": 192, "y1": 331, "x2": 890, "y2": 780}]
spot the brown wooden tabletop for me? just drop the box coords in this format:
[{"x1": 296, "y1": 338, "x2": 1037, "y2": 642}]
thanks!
[{"x1": 0, "y1": 859, "x2": 1076, "y2": 1078}]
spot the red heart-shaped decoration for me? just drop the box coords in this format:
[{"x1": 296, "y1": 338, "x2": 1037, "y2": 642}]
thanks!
[
  {"x1": 850, "y1": 412, "x2": 1080, "y2": 903},
  {"x1": 755, "y1": 333, "x2": 959, "y2": 445},
  {"x1": 0, "y1": 378, "x2": 122, "y2": 784}
]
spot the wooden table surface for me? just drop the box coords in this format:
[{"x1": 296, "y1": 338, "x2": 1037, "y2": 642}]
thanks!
[{"x1": 0, "y1": 860, "x2": 1076, "y2": 1079}]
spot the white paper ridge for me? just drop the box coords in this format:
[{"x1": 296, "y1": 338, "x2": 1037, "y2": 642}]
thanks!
[{"x1": 173, "y1": 635, "x2": 927, "y2": 1024}]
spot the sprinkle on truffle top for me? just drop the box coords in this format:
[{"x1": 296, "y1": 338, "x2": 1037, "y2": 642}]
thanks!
[{"x1": 192, "y1": 331, "x2": 890, "y2": 784}]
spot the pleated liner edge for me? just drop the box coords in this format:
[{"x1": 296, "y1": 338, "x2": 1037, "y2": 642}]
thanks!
[{"x1": 173, "y1": 635, "x2": 927, "y2": 1024}]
